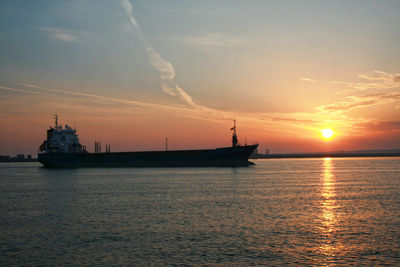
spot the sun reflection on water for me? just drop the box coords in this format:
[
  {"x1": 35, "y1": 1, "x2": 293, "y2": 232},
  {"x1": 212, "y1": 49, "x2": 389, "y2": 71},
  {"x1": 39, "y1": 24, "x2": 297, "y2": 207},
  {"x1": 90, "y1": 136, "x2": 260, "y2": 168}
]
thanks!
[
  {"x1": 318, "y1": 158, "x2": 341, "y2": 262},
  {"x1": 322, "y1": 158, "x2": 337, "y2": 230}
]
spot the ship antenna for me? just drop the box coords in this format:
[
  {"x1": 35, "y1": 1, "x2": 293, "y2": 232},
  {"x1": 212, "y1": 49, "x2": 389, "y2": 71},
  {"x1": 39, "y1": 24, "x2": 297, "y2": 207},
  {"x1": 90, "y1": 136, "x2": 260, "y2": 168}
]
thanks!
[
  {"x1": 73, "y1": 112, "x2": 76, "y2": 130},
  {"x1": 54, "y1": 114, "x2": 58, "y2": 128},
  {"x1": 231, "y1": 120, "x2": 238, "y2": 148},
  {"x1": 166, "y1": 137, "x2": 168, "y2": 151}
]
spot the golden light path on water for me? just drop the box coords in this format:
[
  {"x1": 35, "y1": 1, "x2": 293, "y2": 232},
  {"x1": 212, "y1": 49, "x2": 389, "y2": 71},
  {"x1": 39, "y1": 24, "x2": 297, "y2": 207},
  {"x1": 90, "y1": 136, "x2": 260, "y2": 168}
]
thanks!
[
  {"x1": 318, "y1": 158, "x2": 344, "y2": 264},
  {"x1": 322, "y1": 158, "x2": 336, "y2": 230}
]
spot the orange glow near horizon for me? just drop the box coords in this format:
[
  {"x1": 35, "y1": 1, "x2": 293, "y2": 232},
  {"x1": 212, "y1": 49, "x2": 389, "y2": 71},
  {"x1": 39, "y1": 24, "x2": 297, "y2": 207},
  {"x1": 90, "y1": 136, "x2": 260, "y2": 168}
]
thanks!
[{"x1": 0, "y1": 84, "x2": 399, "y2": 156}]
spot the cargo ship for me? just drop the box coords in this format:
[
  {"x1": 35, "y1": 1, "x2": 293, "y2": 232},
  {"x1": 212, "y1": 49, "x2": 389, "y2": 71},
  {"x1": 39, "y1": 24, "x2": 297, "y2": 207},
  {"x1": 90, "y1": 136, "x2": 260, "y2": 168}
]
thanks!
[{"x1": 38, "y1": 115, "x2": 258, "y2": 168}]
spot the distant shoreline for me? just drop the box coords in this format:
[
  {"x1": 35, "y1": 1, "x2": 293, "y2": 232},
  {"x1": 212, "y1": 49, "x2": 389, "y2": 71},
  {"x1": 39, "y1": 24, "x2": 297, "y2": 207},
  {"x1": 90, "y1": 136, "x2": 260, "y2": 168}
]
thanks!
[{"x1": 252, "y1": 152, "x2": 400, "y2": 159}]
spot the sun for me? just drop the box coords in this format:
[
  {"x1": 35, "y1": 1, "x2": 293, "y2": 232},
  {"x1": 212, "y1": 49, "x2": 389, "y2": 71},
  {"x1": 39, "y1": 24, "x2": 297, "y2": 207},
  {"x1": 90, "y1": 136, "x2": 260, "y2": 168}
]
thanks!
[{"x1": 321, "y1": 128, "x2": 334, "y2": 140}]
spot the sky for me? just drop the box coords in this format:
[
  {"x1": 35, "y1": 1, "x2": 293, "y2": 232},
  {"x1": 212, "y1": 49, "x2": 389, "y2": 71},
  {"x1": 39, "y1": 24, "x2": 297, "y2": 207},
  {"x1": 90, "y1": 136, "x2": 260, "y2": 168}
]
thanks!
[{"x1": 1, "y1": 0, "x2": 400, "y2": 156}]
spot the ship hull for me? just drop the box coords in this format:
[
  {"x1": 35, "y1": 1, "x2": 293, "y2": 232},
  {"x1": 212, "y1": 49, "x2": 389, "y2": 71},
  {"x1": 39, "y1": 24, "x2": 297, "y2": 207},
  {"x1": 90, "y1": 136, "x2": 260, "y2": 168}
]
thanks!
[{"x1": 38, "y1": 145, "x2": 258, "y2": 168}]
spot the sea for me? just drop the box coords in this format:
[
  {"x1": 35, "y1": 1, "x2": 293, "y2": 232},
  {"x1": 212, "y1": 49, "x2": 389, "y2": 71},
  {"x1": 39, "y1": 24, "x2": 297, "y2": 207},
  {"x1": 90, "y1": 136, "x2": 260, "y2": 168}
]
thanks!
[{"x1": 1, "y1": 157, "x2": 399, "y2": 266}]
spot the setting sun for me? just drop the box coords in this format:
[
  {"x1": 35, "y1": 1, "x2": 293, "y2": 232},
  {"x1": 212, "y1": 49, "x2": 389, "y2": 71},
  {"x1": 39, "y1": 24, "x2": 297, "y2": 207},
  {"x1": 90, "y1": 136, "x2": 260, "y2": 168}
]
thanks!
[{"x1": 321, "y1": 129, "x2": 334, "y2": 140}]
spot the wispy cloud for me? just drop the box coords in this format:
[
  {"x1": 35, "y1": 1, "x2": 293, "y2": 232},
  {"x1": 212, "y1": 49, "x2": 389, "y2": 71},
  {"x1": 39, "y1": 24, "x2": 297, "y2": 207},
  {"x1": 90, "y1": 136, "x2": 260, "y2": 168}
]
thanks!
[
  {"x1": 300, "y1": 77, "x2": 317, "y2": 83},
  {"x1": 0, "y1": 83, "x2": 329, "y2": 133},
  {"x1": 0, "y1": 83, "x2": 236, "y2": 126},
  {"x1": 316, "y1": 92, "x2": 400, "y2": 113},
  {"x1": 120, "y1": 0, "x2": 138, "y2": 27},
  {"x1": 332, "y1": 70, "x2": 400, "y2": 92},
  {"x1": 120, "y1": 0, "x2": 194, "y2": 106},
  {"x1": 0, "y1": 85, "x2": 53, "y2": 96},
  {"x1": 18, "y1": 83, "x2": 175, "y2": 111},
  {"x1": 354, "y1": 120, "x2": 400, "y2": 132},
  {"x1": 41, "y1": 27, "x2": 79, "y2": 42},
  {"x1": 183, "y1": 33, "x2": 246, "y2": 48},
  {"x1": 323, "y1": 71, "x2": 400, "y2": 113},
  {"x1": 5, "y1": 82, "x2": 394, "y2": 141}
]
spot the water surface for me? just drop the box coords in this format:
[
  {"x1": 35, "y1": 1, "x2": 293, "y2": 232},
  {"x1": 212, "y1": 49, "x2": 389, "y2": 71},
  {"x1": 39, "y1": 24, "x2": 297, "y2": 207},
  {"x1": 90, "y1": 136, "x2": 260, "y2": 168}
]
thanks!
[{"x1": 1, "y1": 158, "x2": 399, "y2": 265}]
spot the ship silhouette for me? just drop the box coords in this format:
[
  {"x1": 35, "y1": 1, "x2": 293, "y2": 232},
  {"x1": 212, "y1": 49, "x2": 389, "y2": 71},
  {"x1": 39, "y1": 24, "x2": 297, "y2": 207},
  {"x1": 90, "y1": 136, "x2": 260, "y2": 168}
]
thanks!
[{"x1": 38, "y1": 115, "x2": 258, "y2": 168}]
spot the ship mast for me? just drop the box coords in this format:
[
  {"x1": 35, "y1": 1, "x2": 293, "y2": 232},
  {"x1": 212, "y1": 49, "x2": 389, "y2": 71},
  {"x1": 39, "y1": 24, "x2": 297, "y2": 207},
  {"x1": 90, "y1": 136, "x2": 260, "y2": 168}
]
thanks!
[
  {"x1": 54, "y1": 114, "x2": 59, "y2": 129},
  {"x1": 231, "y1": 120, "x2": 238, "y2": 148}
]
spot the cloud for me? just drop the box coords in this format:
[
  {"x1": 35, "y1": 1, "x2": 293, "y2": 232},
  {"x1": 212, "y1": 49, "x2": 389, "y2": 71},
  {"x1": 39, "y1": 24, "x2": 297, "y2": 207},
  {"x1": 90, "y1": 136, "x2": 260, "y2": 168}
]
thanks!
[
  {"x1": 18, "y1": 83, "x2": 174, "y2": 111},
  {"x1": 0, "y1": 83, "x2": 237, "y2": 128},
  {"x1": 7, "y1": 81, "x2": 395, "y2": 143},
  {"x1": 354, "y1": 120, "x2": 400, "y2": 132},
  {"x1": 120, "y1": 0, "x2": 194, "y2": 106},
  {"x1": 14, "y1": 83, "x2": 235, "y2": 124},
  {"x1": 120, "y1": 0, "x2": 138, "y2": 27},
  {"x1": 41, "y1": 27, "x2": 79, "y2": 42},
  {"x1": 0, "y1": 82, "x2": 330, "y2": 134},
  {"x1": 183, "y1": 33, "x2": 246, "y2": 48},
  {"x1": 145, "y1": 45, "x2": 194, "y2": 105},
  {"x1": 0, "y1": 85, "x2": 53, "y2": 96},
  {"x1": 316, "y1": 92, "x2": 400, "y2": 113},
  {"x1": 358, "y1": 71, "x2": 400, "y2": 83},
  {"x1": 332, "y1": 70, "x2": 400, "y2": 92},
  {"x1": 300, "y1": 77, "x2": 317, "y2": 82}
]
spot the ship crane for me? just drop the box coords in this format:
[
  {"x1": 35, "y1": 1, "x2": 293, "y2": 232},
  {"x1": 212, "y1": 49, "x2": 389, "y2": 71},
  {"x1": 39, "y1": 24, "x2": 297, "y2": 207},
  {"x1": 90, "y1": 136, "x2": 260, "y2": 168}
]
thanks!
[{"x1": 231, "y1": 120, "x2": 238, "y2": 148}]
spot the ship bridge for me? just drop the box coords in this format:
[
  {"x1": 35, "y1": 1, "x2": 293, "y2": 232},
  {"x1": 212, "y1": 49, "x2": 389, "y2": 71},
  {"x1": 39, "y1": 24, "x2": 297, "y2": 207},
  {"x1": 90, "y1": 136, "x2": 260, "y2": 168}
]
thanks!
[{"x1": 39, "y1": 115, "x2": 86, "y2": 154}]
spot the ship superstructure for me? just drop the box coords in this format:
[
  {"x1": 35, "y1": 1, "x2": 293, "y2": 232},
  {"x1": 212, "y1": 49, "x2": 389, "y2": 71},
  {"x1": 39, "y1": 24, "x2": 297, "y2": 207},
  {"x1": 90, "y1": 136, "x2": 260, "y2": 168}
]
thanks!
[
  {"x1": 38, "y1": 116, "x2": 257, "y2": 168},
  {"x1": 39, "y1": 115, "x2": 86, "y2": 154}
]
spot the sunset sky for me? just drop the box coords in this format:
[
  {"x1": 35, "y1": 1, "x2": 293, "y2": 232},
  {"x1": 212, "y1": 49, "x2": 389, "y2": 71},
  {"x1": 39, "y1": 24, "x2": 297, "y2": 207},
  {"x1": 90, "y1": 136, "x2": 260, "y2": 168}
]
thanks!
[{"x1": 1, "y1": 0, "x2": 400, "y2": 156}]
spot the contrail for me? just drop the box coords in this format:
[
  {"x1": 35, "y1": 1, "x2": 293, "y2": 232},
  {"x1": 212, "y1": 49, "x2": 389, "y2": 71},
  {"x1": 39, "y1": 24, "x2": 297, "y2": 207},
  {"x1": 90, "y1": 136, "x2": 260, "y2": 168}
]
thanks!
[
  {"x1": 4, "y1": 82, "x2": 235, "y2": 124},
  {"x1": 19, "y1": 83, "x2": 188, "y2": 111},
  {"x1": 120, "y1": 0, "x2": 139, "y2": 27},
  {"x1": 0, "y1": 85, "x2": 53, "y2": 97},
  {"x1": 2, "y1": 83, "x2": 332, "y2": 138},
  {"x1": 120, "y1": 0, "x2": 194, "y2": 106}
]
